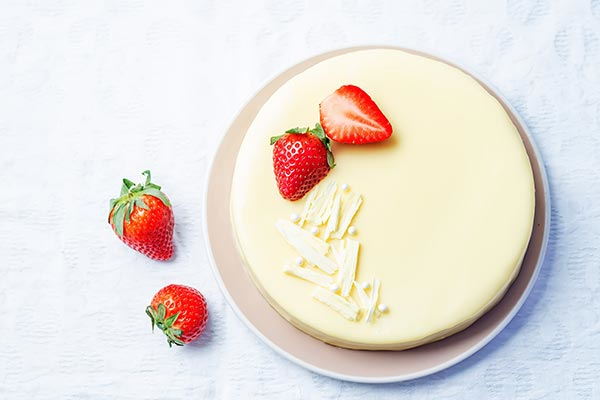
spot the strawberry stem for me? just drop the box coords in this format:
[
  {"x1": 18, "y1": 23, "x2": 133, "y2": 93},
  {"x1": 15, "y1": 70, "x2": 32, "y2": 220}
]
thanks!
[{"x1": 142, "y1": 170, "x2": 151, "y2": 186}]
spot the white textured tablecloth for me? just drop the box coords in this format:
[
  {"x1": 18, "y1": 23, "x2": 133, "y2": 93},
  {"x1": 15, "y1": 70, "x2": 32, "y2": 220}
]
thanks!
[{"x1": 1, "y1": 0, "x2": 599, "y2": 398}]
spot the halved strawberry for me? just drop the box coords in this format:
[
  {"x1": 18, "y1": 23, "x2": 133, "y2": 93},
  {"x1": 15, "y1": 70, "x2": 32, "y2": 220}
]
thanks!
[{"x1": 319, "y1": 85, "x2": 393, "y2": 144}]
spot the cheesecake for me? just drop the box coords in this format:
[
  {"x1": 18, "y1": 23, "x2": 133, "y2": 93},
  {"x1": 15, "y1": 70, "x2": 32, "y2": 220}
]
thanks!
[{"x1": 230, "y1": 49, "x2": 535, "y2": 350}]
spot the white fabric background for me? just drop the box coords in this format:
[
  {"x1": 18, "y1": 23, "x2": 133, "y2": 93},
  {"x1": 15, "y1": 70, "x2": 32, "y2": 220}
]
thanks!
[{"x1": 0, "y1": 0, "x2": 598, "y2": 398}]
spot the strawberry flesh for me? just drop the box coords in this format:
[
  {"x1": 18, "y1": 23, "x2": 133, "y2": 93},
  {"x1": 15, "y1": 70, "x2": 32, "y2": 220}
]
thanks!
[{"x1": 319, "y1": 84, "x2": 392, "y2": 144}]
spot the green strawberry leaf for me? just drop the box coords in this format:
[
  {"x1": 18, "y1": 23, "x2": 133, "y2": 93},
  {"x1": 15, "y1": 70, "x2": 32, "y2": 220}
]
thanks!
[
  {"x1": 310, "y1": 123, "x2": 326, "y2": 140},
  {"x1": 270, "y1": 134, "x2": 284, "y2": 145},
  {"x1": 271, "y1": 127, "x2": 311, "y2": 145},
  {"x1": 309, "y1": 123, "x2": 335, "y2": 169},
  {"x1": 108, "y1": 199, "x2": 118, "y2": 223},
  {"x1": 166, "y1": 331, "x2": 185, "y2": 347},
  {"x1": 112, "y1": 202, "x2": 126, "y2": 237},
  {"x1": 125, "y1": 201, "x2": 134, "y2": 223},
  {"x1": 157, "y1": 303, "x2": 166, "y2": 321},
  {"x1": 142, "y1": 188, "x2": 171, "y2": 207},
  {"x1": 145, "y1": 306, "x2": 156, "y2": 332},
  {"x1": 285, "y1": 127, "x2": 309, "y2": 134},
  {"x1": 164, "y1": 312, "x2": 180, "y2": 328},
  {"x1": 141, "y1": 170, "x2": 151, "y2": 186},
  {"x1": 135, "y1": 198, "x2": 149, "y2": 210},
  {"x1": 327, "y1": 151, "x2": 336, "y2": 168},
  {"x1": 120, "y1": 182, "x2": 129, "y2": 197}
]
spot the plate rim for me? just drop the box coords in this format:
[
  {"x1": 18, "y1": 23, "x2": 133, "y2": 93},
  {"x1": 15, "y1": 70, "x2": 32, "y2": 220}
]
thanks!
[{"x1": 202, "y1": 45, "x2": 551, "y2": 383}]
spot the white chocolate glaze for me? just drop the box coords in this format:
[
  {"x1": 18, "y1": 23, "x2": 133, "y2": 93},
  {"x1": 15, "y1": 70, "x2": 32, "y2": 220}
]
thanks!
[{"x1": 230, "y1": 49, "x2": 535, "y2": 349}]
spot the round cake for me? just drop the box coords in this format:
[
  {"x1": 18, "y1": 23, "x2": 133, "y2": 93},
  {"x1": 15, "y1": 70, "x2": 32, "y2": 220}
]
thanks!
[{"x1": 230, "y1": 48, "x2": 535, "y2": 350}]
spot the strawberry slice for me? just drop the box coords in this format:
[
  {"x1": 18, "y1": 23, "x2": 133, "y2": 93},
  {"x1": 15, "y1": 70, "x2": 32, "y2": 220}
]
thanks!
[{"x1": 319, "y1": 85, "x2": 393, "y2": 144}]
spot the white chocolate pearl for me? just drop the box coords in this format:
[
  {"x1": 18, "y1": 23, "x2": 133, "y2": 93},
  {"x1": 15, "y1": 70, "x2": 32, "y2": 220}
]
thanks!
[
  {"x1": 310, "y1": 226, "x2": 319, "y2": 235},
  {"x1": 348, "y1": 226, "x2": 357, "y2": 235},
  {"x1": 377, "y1": 303, "x2": 388, "y2": 312},
  {"x1": 290, "y1": 213, "x2": 300, "y2": 223},
  {"x1": 295, "y1": 257, "x2": 304, "y2": 266},
  {"x1": 329, "y1": 283, "x2": 339, "y2": 292},
  {"x1": 361, "y1": 281, "x2": 370, "y2": 290},
  {"x1": 341, "y1": 183, "x2": 349, "y2": 191}
]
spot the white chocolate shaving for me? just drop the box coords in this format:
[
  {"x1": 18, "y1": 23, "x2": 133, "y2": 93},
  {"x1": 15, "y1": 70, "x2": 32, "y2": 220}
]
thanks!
[
  {"x1": 305, "y1": 180, "x2": 337, "y2": 226},
  {"x1": 312, "y1": 287, "x2": 360, "y2": 321},
  {"x1": 275, "y1": 219, "x2": 338, "y2": 274},
  {"x1": 300, "y1": 186, "x2": 319, "y2": 226},
  {"x1": 331, "y1": 192, "x2": 363, "y2": 239},
  {"x1": 283, "y1": 264, "x2": 333, "y2": 287},
  {"x1": 330, "y1": 240, "x2": 345, "y2": 266},
  {"x1": 366, "y1": 278, "x2": 381, "y2": 323},
  {"x1": 338, "y1": 239, "x2": 360, "y2": 297},
  {"x1": 353, "y1": 281, "x2": 370, "y2": 308},
  {"x1": 323, "y1": 191, "x2": 341, "y2": 240}
]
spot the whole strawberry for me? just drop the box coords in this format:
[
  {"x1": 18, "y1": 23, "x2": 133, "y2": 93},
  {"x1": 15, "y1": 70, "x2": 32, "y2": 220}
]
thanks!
[
  {"x1": 271, "y1": 123, "x2": 335, "y2": 201},
  {"x1": 108, "y1": 170, "x2": 174, "y2": 260},
  {"x1": 146, "y1": 284, "x2": 208, "y2": 347}
]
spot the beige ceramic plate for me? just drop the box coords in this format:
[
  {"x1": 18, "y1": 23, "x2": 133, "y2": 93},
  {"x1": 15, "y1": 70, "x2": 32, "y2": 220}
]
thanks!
[{"x1": 204, "y1": 46, "x2": 550, "y2": 383}]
